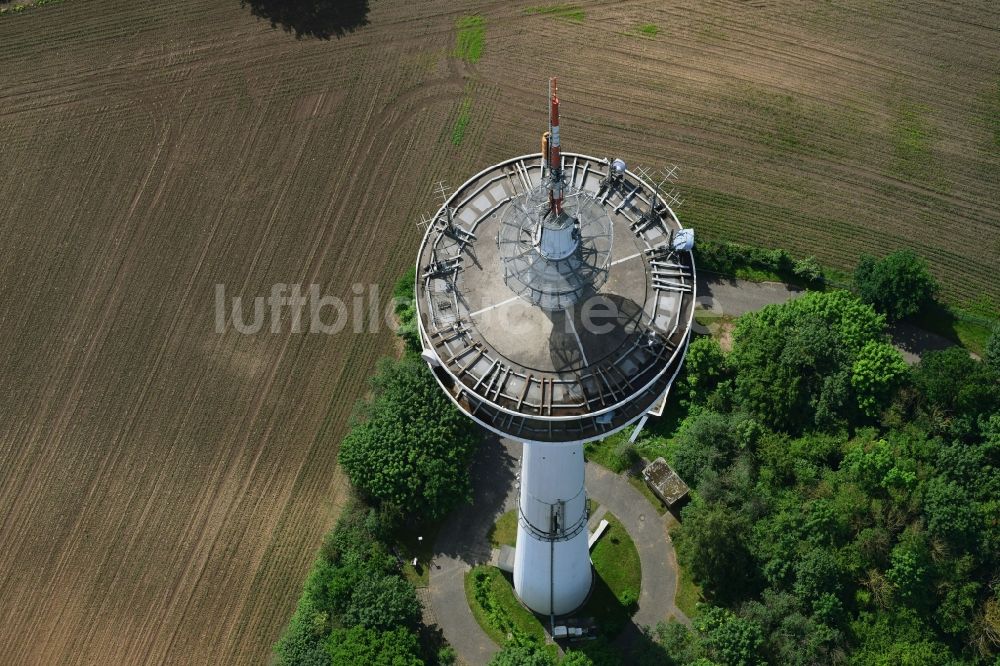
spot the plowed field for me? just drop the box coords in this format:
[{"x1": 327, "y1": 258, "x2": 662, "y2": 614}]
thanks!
[{"x1": 0, "y1": 0, "x2": 996, "y2": 664}]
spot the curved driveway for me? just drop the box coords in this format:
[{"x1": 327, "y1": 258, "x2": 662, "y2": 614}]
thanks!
[{"x1": 425, "y1": 438, "x2": 686, "y2": 666}]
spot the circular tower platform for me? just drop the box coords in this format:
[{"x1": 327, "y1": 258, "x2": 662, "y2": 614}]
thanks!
[{"x1": 416, "y1": 153, "x2": 697, "y2": 445}]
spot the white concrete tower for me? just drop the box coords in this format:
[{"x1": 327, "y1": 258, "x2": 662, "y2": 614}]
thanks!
[
  {"x1": 414, "y1": 78, "x2": 696, "y2": 619},
  {"x1": 512, "y1": 441, "x2": 591, "y2": 615}
]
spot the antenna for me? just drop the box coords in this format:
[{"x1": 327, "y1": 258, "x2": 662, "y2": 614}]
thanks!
[
  {"x1": 640, "y1": 165, "x2": 683, "y2": 209},
  {"x1": 417, "y1": 212, "x2": 435, "y2": 232},
  {"x1": 432, "y1": 180, "x2": 450, "y2": 202},
  {"x1": 547, "y1": 77, "x2": 563, "y2": 216}
]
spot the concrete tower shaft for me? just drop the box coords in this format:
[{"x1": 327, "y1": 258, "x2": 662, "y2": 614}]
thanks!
[{"x1": 512, "y1": 441, "x2": 592, "y2": 615}]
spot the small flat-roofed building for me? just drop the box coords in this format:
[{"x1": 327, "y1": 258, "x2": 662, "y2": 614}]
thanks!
[{"x1": 642, "y1": 457, "x2": 689, "y2": 508}]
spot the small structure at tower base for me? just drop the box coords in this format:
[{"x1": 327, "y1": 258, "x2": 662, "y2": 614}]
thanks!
[{"x1": 642, "y1": 457, "x2": 690, "y2": 509}]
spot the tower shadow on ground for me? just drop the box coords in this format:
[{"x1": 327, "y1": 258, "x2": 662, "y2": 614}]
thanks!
[
  {"x1": 240, "y1": 0, "x2": 369, "y2": 39},
  {"x1": 433, "y1": 434, "x2": 517, "y2": 564}
]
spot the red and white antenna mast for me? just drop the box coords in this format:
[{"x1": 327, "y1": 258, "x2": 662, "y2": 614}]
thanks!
[{"x1": 547, "y1": 77, "x2": 563, "y2": 216}]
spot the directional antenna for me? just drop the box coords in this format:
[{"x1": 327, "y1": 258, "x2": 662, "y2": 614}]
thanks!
[
  {"x1": 639, "y1": 165, "x2": 683, "y2": 209},
  {"x1": 417, "y1": 212, "x2": 435, "y2": 232},
  {"x1": 432, "y1": 180, "x2": 451, "y2": 204}
]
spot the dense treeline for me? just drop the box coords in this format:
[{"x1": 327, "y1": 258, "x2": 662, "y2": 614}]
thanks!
[
  {"x1": 338, "y1": 353, "x2": 480, "y2": 522},
  {"x1": 275, "y1": 506, "x2": 427, "y2": 665},
  {"x1": 275, "y1": 271, "x2": 477, "y2": 665},
  {"x1": 662, "y1": 290, "x2": 1000, "y2": 665}
]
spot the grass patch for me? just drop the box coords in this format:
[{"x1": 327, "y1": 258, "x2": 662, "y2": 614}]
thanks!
[
  {"x1": 579, "y1": 513, "x2": 642, "y2": 636},
  {"x1": 451, "y1": 96, "x2": 472, "y2": 146},
  {"x1": 585, "y1": 431, "x2": 631, "y2": 472},
  {"x1": 912, "y1": 303, "x2": 997, "y2": 356},
  {"x1": 524, "y1": 4, "x2": 585, "y2": 22},
  {"x1": 694, "y1": 310, "x2": 735, "y2": 332},
  {"x1": 636, "y1": 23, "x2": 659, "y2": 37},
  {"x1": 489, "y1": 509, "x2": 518, "y2": 548},
  {"x1": 891, "y1": 101, "x2": 934, "y2": 177},
  {"x1": 465, "y1": 566, "x2": 549, "y2": 645},
  {"x1": 453, "y1": 15, "x2": 485, "y2": 64},
  {"x1": 492, "y1": 501, "x2": 597, "y2": 549},
  {"x1": 468, "y1": 512, "x2": 641, "y2": 644},
  {"x1": 668, "y1": 525, "x2": 703, "y2": 619},
  {"x1": 590, "y1": 514, "x2": 641, "y2": 600}
]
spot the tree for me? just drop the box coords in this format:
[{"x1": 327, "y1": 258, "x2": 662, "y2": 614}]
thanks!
[
  {"x1": 853, "y1": 250, "x2": 937, "y2": 321},
  {"x1": 851, "y1": 341, "x2": 908, "y2": 417},
  {"x1": 729, "y1": 291, "x2": 886, "y2": 432},
  {"x1": 922, "y1": 476, "x2": 978, "y2": 552},
  {"x1": 339, "y1": 354, "x2": 480, "y2": 521},
  {"x1": 674, "y1": 500, "x2": 756, "y2": 604},
  {"x1": 241, "y1": 0, "x2": 370, "y2": 40},
  {"x1": 325, "y1": 626, "x2": 423, "y2": 666},
  {"x1": 850, "y1": 609, "x2": 956, "y2": 666},
  {"x1": 694, "y1": 606, "x2": 765, "y2": 666},
  {"x1": 679, "y1": 336, "x2": 728, "y2": 405},
  {"x1": 912, "y1": 347, "x2": 978, "y2": 414},
  {"x1": 986, "y1": 327, "x2": 1000, "y2": 375}
]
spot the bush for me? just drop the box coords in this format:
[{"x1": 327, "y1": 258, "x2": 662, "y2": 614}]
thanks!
[
  {"x1": 608, "y1": 437, "x2": 638, "y2": 473},
  {"x1": 620, "y1": 588, "x2": 639, "y2": 614},
  {"x1": 325, "y1": 625, "x2": 423, "y2": 666},
  {"x1": 985, "y1": 327, "x2": 1000, "y2": 374},
  {"x1": 274, "y1": 505, "x2": 422, "y2": 665},
  {"x1": 679, "y1": 336, "x2": 728, "y2": 405},
  {"x1": 392, "y1": 268, "x2": 421, "y2": 353},
  {"x1": 792, "y1": 256, "x2": 824, "y2": 285},
  {"x1": 854, "y1": 250, "x2": 937, "y2": 321},
  {"x1": 489, "y1": 643, "x2": 556, "y2": 666},
  {"x1": 693, "y1": 240, "x2": 824, "y2": 287}
]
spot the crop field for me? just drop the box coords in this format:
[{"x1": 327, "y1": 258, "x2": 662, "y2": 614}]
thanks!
[{"x1": 0, "y1": 0, "x2": 997, "y2": 664}]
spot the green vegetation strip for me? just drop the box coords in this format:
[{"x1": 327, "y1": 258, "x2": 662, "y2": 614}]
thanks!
[
  {"x1": 451, "y1": 96, "x2": 472, "y2": 146},
  {"x1": 524, "y1": 5, "x2": 585, "y2": 22},
  {"x1": 488, "y1": 509, "x2": 518, "y2": 549},
  {"x1": 466, "y1": 566, "x2": 548, "y2": 646},
  {"x1": 454, "y1": 15, "x2": 485, "y2": 63},
  {"x1": 0, "y1": 0, "x2": 64, "y2": 16}
]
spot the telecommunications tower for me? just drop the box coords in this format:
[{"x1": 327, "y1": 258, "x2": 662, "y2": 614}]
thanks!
[{"x1": 415, "y1": 78, "x2": 696, "y2": 617}]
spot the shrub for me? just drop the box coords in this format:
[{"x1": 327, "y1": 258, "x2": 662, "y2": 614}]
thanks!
[
  {"x1": 792, "y1": 256, "x2": 824, "y2": 285},
  {"x1": 608, "y1": 437, "x2": 638, "y2": 473},
  {"x1": 620, "y1": 588, "x2": 639, "y2": 613},
  {"x1": 392, "y1": 268, "x2": 421, "y2": 353},
  {"x1": 854, "y1": 250, "x2": 937, "y2": 321}
]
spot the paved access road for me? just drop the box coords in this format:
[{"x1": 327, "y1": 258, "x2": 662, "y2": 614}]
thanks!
[{"x1": 426, "y1": 439, "x2": 686, "y2": 666}]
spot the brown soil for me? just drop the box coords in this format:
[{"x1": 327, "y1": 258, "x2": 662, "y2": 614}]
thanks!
[{"x1": 0, "y1": 0, "x2": 996, "y2": 664}]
